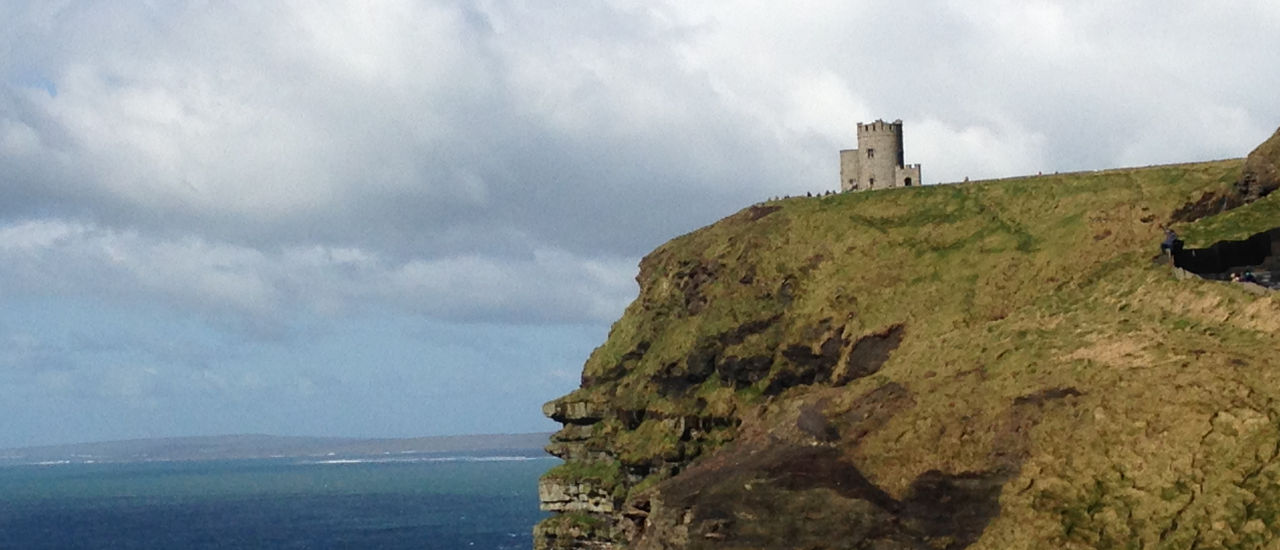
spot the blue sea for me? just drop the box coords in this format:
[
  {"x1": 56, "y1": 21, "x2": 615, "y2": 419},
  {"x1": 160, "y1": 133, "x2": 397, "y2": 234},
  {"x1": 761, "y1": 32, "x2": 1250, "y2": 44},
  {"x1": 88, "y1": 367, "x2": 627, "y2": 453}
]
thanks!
[{"x1": 0, "y1": 456, "x2": 554, "y2": 549}]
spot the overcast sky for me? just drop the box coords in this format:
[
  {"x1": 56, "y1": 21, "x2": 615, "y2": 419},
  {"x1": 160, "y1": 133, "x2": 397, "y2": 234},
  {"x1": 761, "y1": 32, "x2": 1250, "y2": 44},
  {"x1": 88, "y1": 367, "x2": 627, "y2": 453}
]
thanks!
[{"x1": 1, "y1": 1, "x2": 1277, "y2": 448}]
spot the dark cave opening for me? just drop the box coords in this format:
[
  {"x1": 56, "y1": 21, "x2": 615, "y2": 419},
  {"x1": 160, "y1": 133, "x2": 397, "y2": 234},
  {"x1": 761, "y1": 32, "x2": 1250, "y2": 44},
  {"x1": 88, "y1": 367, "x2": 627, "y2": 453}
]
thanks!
[{"x1": 1171, "y1": 227, "x2": 1280, "y2": 288}]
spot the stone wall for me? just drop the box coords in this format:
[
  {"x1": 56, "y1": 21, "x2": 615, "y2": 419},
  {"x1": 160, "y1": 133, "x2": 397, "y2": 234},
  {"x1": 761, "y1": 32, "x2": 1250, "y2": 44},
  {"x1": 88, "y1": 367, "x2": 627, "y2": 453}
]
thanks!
[
  {"x1": 896, "y1": 163, "x2": 922, "y2": 187},
  {"x1": 858, "y1": 119, "x2": 901, "y2": 191},
  {"x1": 839, "y1": 149, "x2": 860, "y2": 191}
]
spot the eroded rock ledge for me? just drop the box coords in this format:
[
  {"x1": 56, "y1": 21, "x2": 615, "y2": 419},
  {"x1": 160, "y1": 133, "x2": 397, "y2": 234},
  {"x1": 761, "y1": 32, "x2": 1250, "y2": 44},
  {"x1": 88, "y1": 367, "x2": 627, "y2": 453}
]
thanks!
[{"x1": 533, "y1": 259, "x2": 916, "y2": 549}]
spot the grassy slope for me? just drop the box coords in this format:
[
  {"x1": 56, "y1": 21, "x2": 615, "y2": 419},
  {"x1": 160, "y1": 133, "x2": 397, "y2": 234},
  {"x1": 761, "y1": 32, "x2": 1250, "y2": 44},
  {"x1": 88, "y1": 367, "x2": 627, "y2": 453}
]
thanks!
[{"x1": 556, "y1": 158, "x2": 1280, "y2": 548}]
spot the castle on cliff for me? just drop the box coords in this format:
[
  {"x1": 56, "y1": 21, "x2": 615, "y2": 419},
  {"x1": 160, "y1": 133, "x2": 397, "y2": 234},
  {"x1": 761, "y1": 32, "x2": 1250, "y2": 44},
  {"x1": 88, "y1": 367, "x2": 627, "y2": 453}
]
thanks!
[{"x1": 839, "y1": 119, "x2": 922, "y2": 192}]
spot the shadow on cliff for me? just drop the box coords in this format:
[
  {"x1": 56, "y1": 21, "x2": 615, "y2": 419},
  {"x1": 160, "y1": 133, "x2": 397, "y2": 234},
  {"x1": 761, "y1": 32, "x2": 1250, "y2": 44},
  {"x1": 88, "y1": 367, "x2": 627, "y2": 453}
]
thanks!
[{"x1": 626, "y1": 385, "x2": 1083, "y2": 550}]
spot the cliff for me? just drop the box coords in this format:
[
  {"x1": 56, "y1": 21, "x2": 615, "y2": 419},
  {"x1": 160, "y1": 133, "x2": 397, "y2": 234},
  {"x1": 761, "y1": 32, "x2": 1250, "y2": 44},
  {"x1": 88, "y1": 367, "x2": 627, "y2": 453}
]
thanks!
[{"x1": 537, "y1": 130, "x2": 1280, "y2": 549}]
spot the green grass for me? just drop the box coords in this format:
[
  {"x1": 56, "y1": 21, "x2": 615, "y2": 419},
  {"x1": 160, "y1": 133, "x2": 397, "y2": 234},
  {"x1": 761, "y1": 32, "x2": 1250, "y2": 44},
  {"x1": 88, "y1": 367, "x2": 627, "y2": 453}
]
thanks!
[
  {"x1": 1179, "y1": 189, "x2": 1280, "y2": 246},
  {"x1": 541, "y1": 154, "x2": 1280, "y2": 549},
  {"x1": 543, "y1": 459, "x2": 623, "y2": 487},
  {"x1": 570, "y1": 158, "x2": 1255, "y2": 458}
]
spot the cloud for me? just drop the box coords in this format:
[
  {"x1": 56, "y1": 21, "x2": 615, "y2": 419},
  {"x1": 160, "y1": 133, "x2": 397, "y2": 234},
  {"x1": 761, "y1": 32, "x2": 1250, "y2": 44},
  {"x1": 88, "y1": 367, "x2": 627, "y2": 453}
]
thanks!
[
  {"x1": 3, "y1": 1, "x2": 1280, "y2": 330},
  {"x1": 912, "y1": 118, "x2": 1048, "y2": 183},
  {"x1": 3, "y1": 0, "x2": 1280, "y2": 446},
  {"x1": 0, "y1": 218, "x2": 637, "y2": 324},
  {"x1": 0, "y1": 329, "x2": 72, "y2": 377},
  {"x1": 1, "y1": 1, "x2": 776, "y2": 255}
]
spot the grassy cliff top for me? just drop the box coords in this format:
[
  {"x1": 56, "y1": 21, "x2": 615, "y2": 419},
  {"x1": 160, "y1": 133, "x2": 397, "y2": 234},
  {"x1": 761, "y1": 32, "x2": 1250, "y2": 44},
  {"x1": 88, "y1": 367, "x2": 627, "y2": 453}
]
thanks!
[
  {"x1": 543, "y1": 152, "x2": 1280, "y2": 548},
  {"x1": 582, "y1": 157, "x2": 1279, "y2": 414}
]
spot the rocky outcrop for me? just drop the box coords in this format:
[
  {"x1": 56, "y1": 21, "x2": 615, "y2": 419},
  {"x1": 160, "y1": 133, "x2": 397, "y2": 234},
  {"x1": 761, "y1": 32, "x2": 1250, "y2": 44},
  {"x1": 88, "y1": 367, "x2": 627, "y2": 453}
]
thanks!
[
  {"x1": 544, "y1": 395, "x2": 608, "y2": 425},
  {"x1": 1171, "y1": 126, "x2": 1280, "y2": 222},
  {"x1": 540, "y1": 478, "x2": 617, "y2": 514},
  {"x1": 1238, "y1": 126, "x2": 1280, "y2": 201}
]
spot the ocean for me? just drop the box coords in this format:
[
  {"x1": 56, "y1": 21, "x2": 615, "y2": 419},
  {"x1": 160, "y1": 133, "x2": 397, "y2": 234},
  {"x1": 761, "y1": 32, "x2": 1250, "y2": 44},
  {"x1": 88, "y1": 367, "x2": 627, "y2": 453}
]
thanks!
[{"x1": 0, "y1": 455, "x2": 554, "y2": 549}]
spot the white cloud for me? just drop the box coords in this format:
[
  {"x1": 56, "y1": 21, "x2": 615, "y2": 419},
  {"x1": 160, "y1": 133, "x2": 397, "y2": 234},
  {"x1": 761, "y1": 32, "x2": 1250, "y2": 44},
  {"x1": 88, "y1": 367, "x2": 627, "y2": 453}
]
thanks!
[
  {"x1": 3, "y1": 0, "x2": 1280, "y2": 446},
  {"x1": 0, "y1": 218, "x2": 636, "y2": 324},
  {"x1": 2, "y1": 0, "x2": 1279, "y2": 323},
  {"x1": 0, "y1": 218, "x2": 84, "y2": 250},
  {"x1": 912, "y1": 118, "x2": 1048, "y2": 183}
]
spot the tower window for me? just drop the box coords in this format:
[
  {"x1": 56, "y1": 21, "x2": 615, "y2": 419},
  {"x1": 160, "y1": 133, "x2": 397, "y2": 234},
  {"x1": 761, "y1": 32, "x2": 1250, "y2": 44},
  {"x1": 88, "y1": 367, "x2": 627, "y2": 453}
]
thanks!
[{"x1": 867, "y1": 148, "x2": 875, "y2": 159}]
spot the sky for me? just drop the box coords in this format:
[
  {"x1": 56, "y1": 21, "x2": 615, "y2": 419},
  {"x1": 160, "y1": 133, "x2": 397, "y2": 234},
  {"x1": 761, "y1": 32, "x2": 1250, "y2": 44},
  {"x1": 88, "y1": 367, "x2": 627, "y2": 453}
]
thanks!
[{"x1": 1, "y1": 1, "x2": 1278, "y2": 448}]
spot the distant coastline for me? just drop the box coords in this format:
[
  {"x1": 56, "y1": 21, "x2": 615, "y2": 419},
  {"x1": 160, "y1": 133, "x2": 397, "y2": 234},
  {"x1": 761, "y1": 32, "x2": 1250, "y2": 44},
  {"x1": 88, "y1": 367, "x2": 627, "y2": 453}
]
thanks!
[{"x1": 0, "y1": 432, "x2": 553, "y2": 466}]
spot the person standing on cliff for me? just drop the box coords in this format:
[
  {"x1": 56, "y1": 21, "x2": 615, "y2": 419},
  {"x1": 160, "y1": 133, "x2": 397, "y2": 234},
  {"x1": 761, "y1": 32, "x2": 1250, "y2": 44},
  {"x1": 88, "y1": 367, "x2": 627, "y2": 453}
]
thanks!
[
  {"x1": 1157, "y1": 226, "x2": 1182, "y2": 268},
  {"x1": 1160, "y1": 226, "x2": 1181, "y2": 256}
]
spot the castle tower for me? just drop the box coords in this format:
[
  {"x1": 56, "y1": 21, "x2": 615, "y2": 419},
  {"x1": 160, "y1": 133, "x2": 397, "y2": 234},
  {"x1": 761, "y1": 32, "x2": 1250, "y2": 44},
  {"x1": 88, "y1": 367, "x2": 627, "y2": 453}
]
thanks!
[{"x1": 839, "y1": 119, "x2": 922, "y2": 192}]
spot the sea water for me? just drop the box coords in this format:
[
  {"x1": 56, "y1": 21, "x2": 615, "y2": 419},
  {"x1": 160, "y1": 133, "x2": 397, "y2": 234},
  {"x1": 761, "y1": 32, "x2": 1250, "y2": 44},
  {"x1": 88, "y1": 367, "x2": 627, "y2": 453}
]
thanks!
[{"x1": 0, "y1": 456, "x2": 554, "y2": 549}]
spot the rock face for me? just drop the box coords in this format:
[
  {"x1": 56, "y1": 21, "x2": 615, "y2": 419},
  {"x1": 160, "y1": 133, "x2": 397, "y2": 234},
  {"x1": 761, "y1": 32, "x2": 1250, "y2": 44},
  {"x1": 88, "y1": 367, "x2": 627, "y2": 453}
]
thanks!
[
  {"x1": 1172, "y1": 127, "x2": 1280, "y2": 222},
  {"x1": 1239, "y1": 127, "x2": 1280, "y2": 202},
  {"x1": 540, "y1": 478, "x2": 617, "y2": 514},
  {"x1": 536, "y1": 133, "x2": 1280, "y2": 549}
]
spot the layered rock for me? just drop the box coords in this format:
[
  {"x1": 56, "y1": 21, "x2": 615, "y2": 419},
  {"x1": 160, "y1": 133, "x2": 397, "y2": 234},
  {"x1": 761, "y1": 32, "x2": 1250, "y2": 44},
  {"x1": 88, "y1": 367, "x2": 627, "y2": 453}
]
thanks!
[{"x1": 540, "y1": 477, "x2": 616, "y2": 514}]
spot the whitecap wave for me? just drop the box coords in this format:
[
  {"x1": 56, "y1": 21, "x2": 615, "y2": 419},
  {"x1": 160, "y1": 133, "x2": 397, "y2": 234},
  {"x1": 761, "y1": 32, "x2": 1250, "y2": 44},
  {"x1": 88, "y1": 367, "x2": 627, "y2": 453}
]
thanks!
[{"x1": 301, "y1": 455, "x2": 555, "y2": 465}]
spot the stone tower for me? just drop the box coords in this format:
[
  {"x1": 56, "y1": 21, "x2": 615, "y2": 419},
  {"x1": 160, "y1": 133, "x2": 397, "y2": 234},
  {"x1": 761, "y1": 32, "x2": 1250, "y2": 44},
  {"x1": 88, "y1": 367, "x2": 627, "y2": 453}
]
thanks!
[{"x1": 839, "y1": 119, "x2": 922, "y2": 192}]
